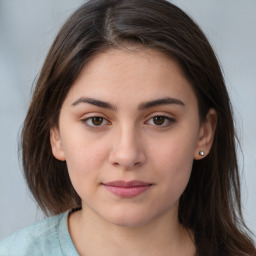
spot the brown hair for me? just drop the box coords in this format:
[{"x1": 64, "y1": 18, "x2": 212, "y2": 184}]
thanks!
[{"x1": 21, "y1": 0, "x2": 255, "y2": 255}]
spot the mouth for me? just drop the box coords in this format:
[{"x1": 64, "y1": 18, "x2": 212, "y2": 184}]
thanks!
[{"x1": 102, "y1": 180, "x2": 152, "y2": 198}]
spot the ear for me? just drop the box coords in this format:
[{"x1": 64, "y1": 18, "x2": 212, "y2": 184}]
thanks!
[
  {"x1": 194, "y1": 108, "x2": 217, "y2": 160},
  {"x1": 50, "y1": 126, "x2": 66, "y2": 161}
]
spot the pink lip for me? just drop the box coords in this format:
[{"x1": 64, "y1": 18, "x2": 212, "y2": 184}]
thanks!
[{"x1": 103, "y1": 180, "x2": 152, "y2": 198}]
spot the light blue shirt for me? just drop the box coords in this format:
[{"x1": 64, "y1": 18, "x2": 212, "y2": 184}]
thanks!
[{"x1": 0, "y1": 211, "x2": 79, "y2": 256}]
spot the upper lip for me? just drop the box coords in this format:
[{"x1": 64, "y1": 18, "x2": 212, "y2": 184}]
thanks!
[{"x1": 103, "y1": 180, "x2": 151, "y2": 187}]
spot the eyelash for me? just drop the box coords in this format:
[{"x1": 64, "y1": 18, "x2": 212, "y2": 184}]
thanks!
[
  {"x1": 81, "y1": 114, "x2": 175, "y2": 129},
  {"x1": 81, "y1": 116, "x2": 110, "y2": 128},
  {"x1": 145, "y1": 115, "x2": 175, "y2": 127}
]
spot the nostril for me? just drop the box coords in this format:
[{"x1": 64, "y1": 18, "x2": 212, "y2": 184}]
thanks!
[
  {"x1": 111, "y1": 160, "x2": 142, "y2": 169},
  {"x1": 134, "y1": 161, "x2": 141, "y2": 166},
  {"x1": 108, "y1": 142, "x2": 146, "y2": 169}
]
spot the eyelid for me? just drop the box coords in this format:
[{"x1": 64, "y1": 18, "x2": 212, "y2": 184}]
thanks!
[
  {"x1": 80, "y1": 113, "x2": 111, "y2": 128},
  {"x1": 145, "y1": 111, "x2": 175, "y2": 120},
  {"x1": 80, "y1": 112, "x2": 175, "y2": 128},
  {"x1": 145, "y1": 112, "x2": 176, "y2": 127}
]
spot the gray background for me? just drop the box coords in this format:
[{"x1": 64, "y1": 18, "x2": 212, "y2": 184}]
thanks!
[{"x1": 0, "y1": 0, "x2": 255, "y2": 240}]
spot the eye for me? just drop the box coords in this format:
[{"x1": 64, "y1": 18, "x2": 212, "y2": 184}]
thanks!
[
  {"x1": 146, "y1": 115, "x2": 175, "y2": 127},
  {"x1": 82, "y1": 116, "x2": 109, "y2": 127}
]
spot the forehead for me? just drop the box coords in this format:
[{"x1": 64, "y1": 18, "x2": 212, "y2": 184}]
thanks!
[{"x1": 63, "y1": 48, "x2": 197, "y2": 108}]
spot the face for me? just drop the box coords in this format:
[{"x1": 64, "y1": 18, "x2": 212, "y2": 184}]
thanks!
[{"x1": 50, "y1": 48, "x2": 216, "y2": 227}]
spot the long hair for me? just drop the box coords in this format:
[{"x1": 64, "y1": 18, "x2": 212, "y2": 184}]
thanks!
[{"x1": 21, "y1": 0, "x2": 255, "y2": 255}]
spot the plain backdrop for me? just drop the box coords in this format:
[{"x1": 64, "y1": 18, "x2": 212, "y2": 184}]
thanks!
[{"x1": 0, "y1": 0, "x2": 255, "y2": 241}]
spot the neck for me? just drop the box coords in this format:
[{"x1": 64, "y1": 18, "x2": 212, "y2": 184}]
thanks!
[{"x1": 68, "y1": 206, "x2": 196, "y2": 256}]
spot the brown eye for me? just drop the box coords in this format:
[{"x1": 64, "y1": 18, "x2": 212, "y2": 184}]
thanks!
[
  {"x1": 91, "y1": 117, "x2": 104, "y2": 126},
  {"x1": 153, "y1": 116, "x2": 165, "y2": 125},
  {"x1": 82, "y1": 116, "x2": 109, "y2": 127},
  {"x1": 146, "y1": 115, "x2": 175, "y2": 127}
]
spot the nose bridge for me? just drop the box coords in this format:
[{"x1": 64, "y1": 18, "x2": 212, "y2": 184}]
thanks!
[{"x1": 109, "y1": 123, "x2": 145, "y2": 168}]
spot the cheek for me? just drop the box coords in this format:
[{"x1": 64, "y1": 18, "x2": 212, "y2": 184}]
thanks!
[
  {"x1": 62, "y1": 130, "x2": 107, "y2": 166},
  {"x1": 61, "y1": 136, "x2": 109, "y2": 191},
  {"x1": 150, "y1": 128, "x2": 198, "y2": 197},
  {"x1": 157, "y1": 148, "x2": 193, "y2": 192},
  {"x1": 152, "y1": 130, "x2": 196, "y2": 170}
]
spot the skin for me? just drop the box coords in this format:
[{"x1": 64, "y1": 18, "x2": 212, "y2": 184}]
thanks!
[{"x1": 50, "y1": 48, "x2": 216, "y2": 256}]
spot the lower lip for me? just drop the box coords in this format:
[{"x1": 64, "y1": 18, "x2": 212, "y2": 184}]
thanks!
[{"x1": 103, "y1": 185, "x2": 151, "y2": 198}]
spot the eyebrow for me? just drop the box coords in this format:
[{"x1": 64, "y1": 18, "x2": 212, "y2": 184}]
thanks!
[
  {"x1": 71, "y1": 97, "x2": 185, "y2": 110},
  {"x1": 71, "y1": 97, "x2": 117, "y2": 110},
  {"x1": 138, "y1": 97, "x2": 185, "y2": 110}
]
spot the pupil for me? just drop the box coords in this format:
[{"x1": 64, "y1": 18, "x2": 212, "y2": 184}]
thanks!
[
  {"x1": 153, "y1": 116, "x2": 165, "y2": 125},
  {"x1": 92, "y1": 117, "x2": 103, "y2": 126}
]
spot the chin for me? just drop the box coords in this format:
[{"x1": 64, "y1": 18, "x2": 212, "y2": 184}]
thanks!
[
  {"x1": 101, "y1": 208, "x2": 156, "y2": 228},
  {"x1": 108, "y1": 217, "x2": 151, "y2": 228}
]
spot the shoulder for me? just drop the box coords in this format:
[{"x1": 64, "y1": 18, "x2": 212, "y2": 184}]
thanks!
[{"x1": 0, "y1": 212, "x2": 68, "y2": 256}]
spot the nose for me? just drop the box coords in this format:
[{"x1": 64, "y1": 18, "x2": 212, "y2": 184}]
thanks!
[{"x1": 108, "y1": 126, "x2": 146, "y2": 169}]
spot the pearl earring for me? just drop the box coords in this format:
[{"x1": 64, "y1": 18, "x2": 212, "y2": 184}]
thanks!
[{"x1": 199, "y1": 151, "x2": 205, "y2": 156}]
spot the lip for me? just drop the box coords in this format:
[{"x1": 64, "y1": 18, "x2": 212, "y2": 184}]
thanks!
[{"x1": 103, "y1": 180, "x2": 152, "y2": 198}]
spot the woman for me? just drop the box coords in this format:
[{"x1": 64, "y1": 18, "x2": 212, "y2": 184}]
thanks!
[{"x1": 0, "y1": 0, "x2": 255, "y2": 255}]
